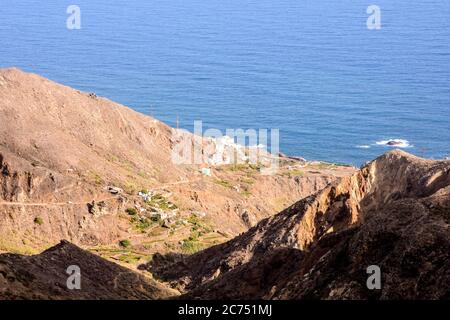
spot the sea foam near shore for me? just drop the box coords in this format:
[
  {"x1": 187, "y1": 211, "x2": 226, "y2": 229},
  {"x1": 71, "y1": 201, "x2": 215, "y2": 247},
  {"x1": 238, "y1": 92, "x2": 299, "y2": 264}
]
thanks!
[{"x1": 375, "y1": 139, "x2": 412, "y2": 148}]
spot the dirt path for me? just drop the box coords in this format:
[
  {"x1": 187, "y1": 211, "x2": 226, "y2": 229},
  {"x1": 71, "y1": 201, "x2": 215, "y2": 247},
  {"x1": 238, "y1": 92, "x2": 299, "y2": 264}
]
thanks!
[
  {"x1": 0, "y1": 195, "x2": 118, "y2": 207},
  {"x1": 150, "y1": 177, "x2": 203, "y2": 190},
  {"x1": 0, "y1": 177, "x2": 204, "y2": 207}
]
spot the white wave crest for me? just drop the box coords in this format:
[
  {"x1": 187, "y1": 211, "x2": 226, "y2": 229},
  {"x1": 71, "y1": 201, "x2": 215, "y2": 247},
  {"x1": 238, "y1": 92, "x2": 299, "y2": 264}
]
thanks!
[{"x1": 375, "y1": 139, "x2": 412, "y2": 148}]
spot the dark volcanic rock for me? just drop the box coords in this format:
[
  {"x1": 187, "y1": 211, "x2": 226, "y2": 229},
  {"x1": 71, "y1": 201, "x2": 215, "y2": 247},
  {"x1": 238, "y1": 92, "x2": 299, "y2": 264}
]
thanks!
[
  {"x1": 144, "y1": 151, "x2": 450, "y2": 300},
  {"x1": 387, "y1": 140, "x2": 402, "y2": 146},
  {"x1": 0, "y1": 240, "x2": 176, "y2": 299}
]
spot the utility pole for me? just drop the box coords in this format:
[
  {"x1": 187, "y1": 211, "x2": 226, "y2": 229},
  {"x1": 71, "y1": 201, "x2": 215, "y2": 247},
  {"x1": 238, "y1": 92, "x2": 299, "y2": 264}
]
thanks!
[{"x1": 148, "y1": 104, "x2": 153, "y2": 118}]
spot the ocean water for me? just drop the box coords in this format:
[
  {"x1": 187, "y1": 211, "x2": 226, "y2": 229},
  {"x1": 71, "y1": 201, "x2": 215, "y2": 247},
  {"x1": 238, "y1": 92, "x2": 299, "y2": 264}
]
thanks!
[{"x1": 1, "y1": 0, "x2": 449, "y2": 165}]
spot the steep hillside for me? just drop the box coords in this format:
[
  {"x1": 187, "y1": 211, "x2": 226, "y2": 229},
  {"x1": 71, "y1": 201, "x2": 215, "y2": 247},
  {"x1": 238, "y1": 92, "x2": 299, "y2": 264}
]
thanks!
[
  {"x1": 4, "y1": 68, "x2": 445, "y2": 300},
  {"x1": 145, "y1": 151, "x2": 450, "y2": 299},
  {"x1": 0, "y1": 68, "x2": 353, "y2": 258},
  {"x1": 0, "y1": 240, "x2": 176, "y2": 299}
]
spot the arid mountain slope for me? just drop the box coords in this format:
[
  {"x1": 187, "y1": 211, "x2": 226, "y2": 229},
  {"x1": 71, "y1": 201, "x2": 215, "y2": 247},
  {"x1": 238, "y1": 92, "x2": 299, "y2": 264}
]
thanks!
[
  {"x1": 0, "y1": 240, "x2": 176, "y2": 299},
  {"x1": 146, "y1": 151, "x2": 450, "y2": 299},
  {"x1": 1, "y1": 68, "x2": 448, "y2": 300},
  {"x1": 0, "y1": 68, "x2": 353, "y2": 255},
  {"x1": 1, "y1": 151, "x2": 447, "y2": 300}
]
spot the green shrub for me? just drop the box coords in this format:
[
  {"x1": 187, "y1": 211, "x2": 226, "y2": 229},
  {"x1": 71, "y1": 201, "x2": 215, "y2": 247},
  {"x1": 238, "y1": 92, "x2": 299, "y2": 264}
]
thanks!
[
  {"x1": 138, "y1": 171, "x2": 150, "y2": 179},
  {"x1": 119, "y1": 239, "x2": 131, "y2": 248},
  {"x1": 230, "y1": 163, "x2": 249, "y2": 171},
  {"x1": 94, "y1": 174, "x2": 103, "y2": 185},
  {"x1": 87, "y1": 171, "x2": 104, "y2": 185},
  {"x1": 187, "y1": 213, "x2": 200, "y2": 226},
  {"x1": 150, "y1": 215, "x2": 161, "y2": 223},
  {"x1": 146, "y1": 194, "x2": 177, "y2": 211},
  {"x1": 215, "y1": 179, "x2": 232, "y2": 188},
  {"x1": 240, "y1": 177, "x2": 255, "y2": 185},
  {"x1": 34, "y1": 217, "x2": 44, "y2": 225},
  {"x1": 126, "y1": 208, "x2": 138, "y2": 215},
  {"x1": 123, "y1": 181, "x2": 138, "y2": 194},
  {"x1": 282, "y1": 169, "x2": 304, "y2": 178},
  {"x1": 181, "y1": 239, "x2": 203, "y2": 254},
  {"x1": 242, "y1": 190, "x2": 252, "y2": 197},
  {"x1": 131, "y1": 216, "x2": 153, "y2": 232},
  {"x1": 187, "y1": 214, "x2": 212, "y2": 233},
  {"x1": 188, "y1": 231, "x2": 199, "y2": 242},
  {"x1": 118, "y1": 253, "x2": 141, "y2": 264}
]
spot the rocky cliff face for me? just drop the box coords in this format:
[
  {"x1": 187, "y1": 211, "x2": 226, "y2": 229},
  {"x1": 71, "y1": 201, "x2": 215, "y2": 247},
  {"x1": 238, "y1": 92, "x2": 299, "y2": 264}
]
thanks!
[{"x1": 145, "y1": 151, "x2": 449, "y2": 299}]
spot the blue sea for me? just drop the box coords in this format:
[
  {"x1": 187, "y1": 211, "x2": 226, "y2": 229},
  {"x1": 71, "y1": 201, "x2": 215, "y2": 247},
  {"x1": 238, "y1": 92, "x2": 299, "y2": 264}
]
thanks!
[{"x1": 1, "y1": 0, "x2": 449, "y2": 165}]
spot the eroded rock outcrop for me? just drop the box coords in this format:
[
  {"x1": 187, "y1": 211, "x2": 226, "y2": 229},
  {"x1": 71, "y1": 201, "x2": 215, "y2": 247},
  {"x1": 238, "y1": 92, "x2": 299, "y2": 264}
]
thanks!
[
  {"x1": 145, "y1": 151, "x2": 450, "y2": 299},
  {"x1": 0, "y1": 240, "x2": 177, "y2": 299}
]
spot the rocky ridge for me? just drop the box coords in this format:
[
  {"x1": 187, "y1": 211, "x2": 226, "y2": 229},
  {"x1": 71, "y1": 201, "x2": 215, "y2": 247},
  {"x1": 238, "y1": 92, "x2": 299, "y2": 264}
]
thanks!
[{"x1": 145, "y1": 151, "x2": 450, "y2": 299}]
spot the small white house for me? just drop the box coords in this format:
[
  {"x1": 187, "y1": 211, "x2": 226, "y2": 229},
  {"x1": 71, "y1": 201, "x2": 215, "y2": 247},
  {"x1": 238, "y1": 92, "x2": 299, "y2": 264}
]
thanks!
[{"x1": 201, "y1": 167, "x2": 212, "y2": 176}]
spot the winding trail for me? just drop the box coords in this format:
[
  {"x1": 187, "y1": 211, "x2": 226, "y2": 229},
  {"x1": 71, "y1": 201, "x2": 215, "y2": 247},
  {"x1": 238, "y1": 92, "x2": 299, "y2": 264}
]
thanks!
[
  {"x1": 150, "y1": 177, "x2": 203, "y2": 190},
  {"x1": 0, "y1": 195, "x2": 118, "y2": 207},
  {"x1": 0, "y1": 177, "x2": 203, "y2": 207}
]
